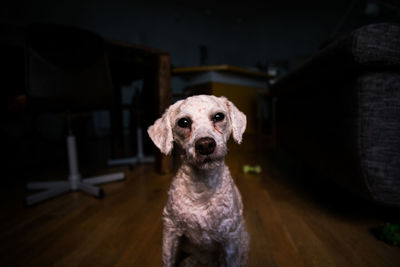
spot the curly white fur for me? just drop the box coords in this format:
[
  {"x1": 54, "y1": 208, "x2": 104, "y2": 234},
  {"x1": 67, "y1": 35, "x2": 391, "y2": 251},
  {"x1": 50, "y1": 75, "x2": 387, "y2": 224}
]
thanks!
[{"x1": 148, "y1": 95, "x2": 249, "y2": 267}]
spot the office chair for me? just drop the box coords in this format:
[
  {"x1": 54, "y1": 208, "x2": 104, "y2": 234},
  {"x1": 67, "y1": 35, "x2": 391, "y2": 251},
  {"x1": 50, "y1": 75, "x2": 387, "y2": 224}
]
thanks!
[{"x1": 25, "y1": 24, "x2": 125, "y2": 206}]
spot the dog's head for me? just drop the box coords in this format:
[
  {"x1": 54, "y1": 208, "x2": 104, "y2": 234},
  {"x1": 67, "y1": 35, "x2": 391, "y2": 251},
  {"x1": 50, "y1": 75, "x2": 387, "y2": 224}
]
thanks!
[{"x1": 148, "y1": 95, "x2": 246, "y2": 169}]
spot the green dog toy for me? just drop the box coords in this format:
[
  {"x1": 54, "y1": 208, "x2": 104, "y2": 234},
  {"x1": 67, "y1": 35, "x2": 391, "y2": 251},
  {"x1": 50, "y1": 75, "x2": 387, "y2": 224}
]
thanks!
[
  {"x1": 243, "y1": 165, "x2": 262, "y2": 174},
  {"x1": 373, "y1": 223, "x2": 400, "y2": 246}
]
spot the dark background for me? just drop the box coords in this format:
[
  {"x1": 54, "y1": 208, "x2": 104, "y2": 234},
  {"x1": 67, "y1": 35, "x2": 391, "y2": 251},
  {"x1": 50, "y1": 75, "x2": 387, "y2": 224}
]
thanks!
[
  {"x1": 1, "y1": 0, "x2": 399, "y2": 181},
  {"x1": 4, "y1": 0, "x2": 400, "y2": 69}
]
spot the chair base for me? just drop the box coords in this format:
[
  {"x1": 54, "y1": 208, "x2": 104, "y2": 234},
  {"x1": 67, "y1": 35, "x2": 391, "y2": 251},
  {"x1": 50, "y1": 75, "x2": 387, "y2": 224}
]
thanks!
[
  {"x1": 26, "y1": 172, "x2": 124, "y2": 206},
  {"x1": 26, "y1": 134, "x2": 125, "y2": 206},
  {"x1": 108, "y1": 127, "x2": 154, "y2": 167}
]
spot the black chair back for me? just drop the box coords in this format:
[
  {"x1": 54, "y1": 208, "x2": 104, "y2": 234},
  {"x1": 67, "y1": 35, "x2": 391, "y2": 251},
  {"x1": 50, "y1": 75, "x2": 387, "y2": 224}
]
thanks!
[{"x1": 25, "y1": 24, "x2": 114, "y2": 112}]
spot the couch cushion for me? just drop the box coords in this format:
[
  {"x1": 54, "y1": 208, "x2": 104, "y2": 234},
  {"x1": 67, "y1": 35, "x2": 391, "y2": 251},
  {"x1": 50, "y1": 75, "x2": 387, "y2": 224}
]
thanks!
[{"x1": 352, "y1": 23, "x2": 400, "y2": 67}]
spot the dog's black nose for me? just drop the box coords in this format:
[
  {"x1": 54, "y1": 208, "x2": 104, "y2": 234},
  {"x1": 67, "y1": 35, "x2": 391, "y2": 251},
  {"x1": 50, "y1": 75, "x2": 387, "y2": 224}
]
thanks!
[{"x1": 195, "y1": 137, "x2": 216, "y2": 155}]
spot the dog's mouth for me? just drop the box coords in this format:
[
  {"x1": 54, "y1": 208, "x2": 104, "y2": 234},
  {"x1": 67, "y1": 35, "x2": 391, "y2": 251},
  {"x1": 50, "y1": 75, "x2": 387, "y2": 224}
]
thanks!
[
  {"x1": 202, "y1": 156, "x2": 213, "y2": 163},
  {"x1": 192, "y1": 153, "x2": 225, "y2": 170},
  {"x1": 193, "y1": 154, "x2": 215, "y2": 164}
]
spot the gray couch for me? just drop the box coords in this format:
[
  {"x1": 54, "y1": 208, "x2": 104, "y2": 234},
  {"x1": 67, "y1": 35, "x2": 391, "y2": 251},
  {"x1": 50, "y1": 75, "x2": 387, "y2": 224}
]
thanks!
[{"x1": 272, "y1": 23, "x2": 400, "y2": 206}]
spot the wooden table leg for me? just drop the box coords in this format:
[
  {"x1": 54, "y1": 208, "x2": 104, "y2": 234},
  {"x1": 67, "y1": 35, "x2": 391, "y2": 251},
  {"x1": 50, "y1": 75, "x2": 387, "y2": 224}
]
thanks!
[{"x1": 154, "y1": 54, "x2": 172, "y2": 174}]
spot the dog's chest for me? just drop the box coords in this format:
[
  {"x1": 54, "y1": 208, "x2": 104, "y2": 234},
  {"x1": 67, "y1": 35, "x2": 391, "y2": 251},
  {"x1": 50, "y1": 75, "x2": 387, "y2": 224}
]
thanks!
[{"x1": 170, "y1": 184, "x2": 241, "y2": 245}]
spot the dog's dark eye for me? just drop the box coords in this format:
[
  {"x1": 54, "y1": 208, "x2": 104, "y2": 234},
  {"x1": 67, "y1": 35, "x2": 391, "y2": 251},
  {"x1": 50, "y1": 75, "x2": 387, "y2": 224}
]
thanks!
[
  {"x1": 213, "y1": 112, "x2": 225, "y2": 122},
  {"x1": 177, "y1": 118, "x2": 191, "y2": 128}
]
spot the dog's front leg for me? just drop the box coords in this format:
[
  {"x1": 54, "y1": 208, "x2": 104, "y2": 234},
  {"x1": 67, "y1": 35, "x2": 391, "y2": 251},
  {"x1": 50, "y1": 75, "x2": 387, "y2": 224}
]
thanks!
[
  {"x1": 224, "y1": 232, "x2": 249, "y2": 267},
  {"x1": 224, "y1": 229, "x2": 249, "y2": 267},
  {"x1": 223, "y1": 240, "x2": 241, "y2": 267},
  {"x1": 162, "y1": 224, "x2": 180, "y2": 267}
]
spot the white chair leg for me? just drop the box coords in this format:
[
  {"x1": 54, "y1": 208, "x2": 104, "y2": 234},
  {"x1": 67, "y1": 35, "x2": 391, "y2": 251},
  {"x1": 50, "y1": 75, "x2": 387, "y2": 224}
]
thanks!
[
  {"x1": 108, "y1": 157, "x2": 138, "y2": 166},
  {"x1": 26, "y1": 184, "x2": 70, "y2": 206},
  {"x1": 27, "y1": 181, "x2": 69, "y2": 190},
  {"x1": 78, "y1": 182, "x2": 104, "y2": 198},
  {"x1": 141, "y1": 156, "x2": 155, "y2": 163},
  {"x1": 107, "y1": 127, "x2": 154, "y2": 166},
  {"x1": 82, "y1": 172, "x2": 125, "y2": 185}
]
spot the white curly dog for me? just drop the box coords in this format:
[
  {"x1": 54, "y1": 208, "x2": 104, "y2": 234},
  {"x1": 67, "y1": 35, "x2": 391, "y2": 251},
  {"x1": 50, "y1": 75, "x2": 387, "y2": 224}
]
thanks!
[{"x1": 148, "y1": 95, "x2": 249, "y2": 267}]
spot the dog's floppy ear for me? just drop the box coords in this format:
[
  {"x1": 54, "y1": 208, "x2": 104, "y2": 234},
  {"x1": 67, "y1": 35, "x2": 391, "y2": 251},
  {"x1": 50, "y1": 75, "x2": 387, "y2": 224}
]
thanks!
[
  {"x1": 222, "y1": 97, "x2": 247, "y2": 144},
  {"x1": 147, "y1": 100, "x2": 181, "y2": 155}
]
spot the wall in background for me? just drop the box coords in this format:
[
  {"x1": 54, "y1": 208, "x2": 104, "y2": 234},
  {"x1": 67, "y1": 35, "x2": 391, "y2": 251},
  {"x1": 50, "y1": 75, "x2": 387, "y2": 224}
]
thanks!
[{"x1": 15, "y1": 0, "x2": 369, "y2": 70}]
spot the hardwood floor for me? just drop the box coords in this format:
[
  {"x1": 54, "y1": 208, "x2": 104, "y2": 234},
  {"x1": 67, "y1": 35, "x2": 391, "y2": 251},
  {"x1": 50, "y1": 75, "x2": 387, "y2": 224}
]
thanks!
[{"x1": 1, "y1": 146, "x2": 399, "y2": 266}]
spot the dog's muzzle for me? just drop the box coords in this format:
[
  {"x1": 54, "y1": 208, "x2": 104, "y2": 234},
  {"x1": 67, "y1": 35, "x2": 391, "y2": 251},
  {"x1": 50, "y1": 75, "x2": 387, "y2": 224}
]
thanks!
[{"x1": 195, "y1": 137, "x2": 216, "y2": 155}]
